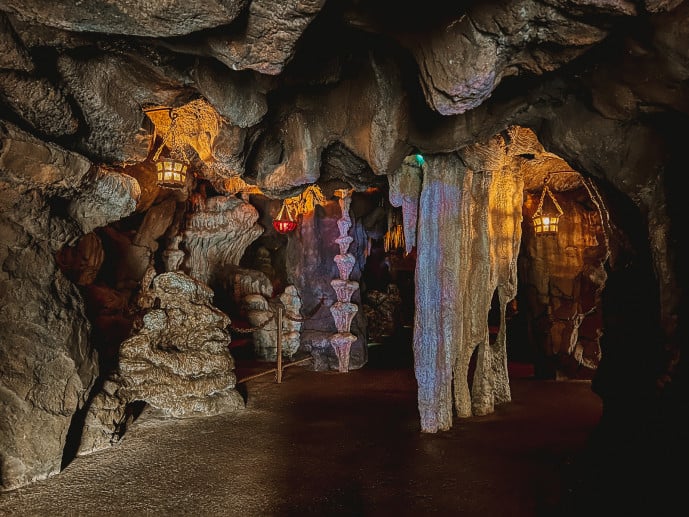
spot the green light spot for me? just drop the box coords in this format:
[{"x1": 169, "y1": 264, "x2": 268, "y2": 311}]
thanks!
[{"x1": 415, "y1": 154, "x2": 425, "y2": 166}]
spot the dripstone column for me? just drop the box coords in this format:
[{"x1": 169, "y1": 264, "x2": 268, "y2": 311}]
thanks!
[{"x1": 329, "y1": 189, "x2": 359, "y2": 372}]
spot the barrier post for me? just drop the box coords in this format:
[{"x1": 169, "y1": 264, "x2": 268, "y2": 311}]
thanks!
[{"x1": 276, "y1": 305, "x2": 283, "y2": 383}]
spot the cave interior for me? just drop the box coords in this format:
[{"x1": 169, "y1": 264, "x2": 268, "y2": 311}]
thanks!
[{"x1": 0, "y1": 0, "x2": 687, "y2": 506}]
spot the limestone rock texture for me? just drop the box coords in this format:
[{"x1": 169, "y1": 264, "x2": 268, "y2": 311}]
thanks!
[
  {"x1": 286, "y1": 198, "x2": 368, "y2": 372},
  {"x1": 119, "y1": 270, "x2": 244, "y2": 418},
  {"x1": 0, "y1": 0, "x2": 688, "y2": 491},
  {"x1": 182, "y1": 195, "x2": 264, "y2": 285},
  {"x1": 0, "y1": 122, "x2": 136, "y2": 491},
  {"x1": 0, "y1": 0, "x2": 247, "y2": 37},
  {"x1": 68, "y1": 167, "x2": 141, "y2": 235},
  {"x1": 279, "y1": 285, "x2": 304, "y2": 359}
]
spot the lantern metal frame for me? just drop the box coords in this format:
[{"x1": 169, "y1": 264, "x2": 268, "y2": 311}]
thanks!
[
  {"x1": 273, "y1": 201, "x2": 298, "y2": 234},
  {"x1": 148, "y1": 108, "x2": 190, "y2": 189},
  {"x1": 532, "y1": 175, "x2": 564, "y2": 235}
]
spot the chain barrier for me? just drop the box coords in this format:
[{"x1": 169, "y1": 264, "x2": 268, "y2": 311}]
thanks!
[
  {"x1": 227, "y1": 296, "x2": 327, "y2": 333},
  {"x1": 228, "y1": 315, "x2": 275, "y2": 334},
  {"x1": 280, "y1": 297, "x2": 326, "y2": 323}
]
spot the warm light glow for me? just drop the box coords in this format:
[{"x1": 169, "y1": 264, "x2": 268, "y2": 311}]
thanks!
[
  {"x1": 532, "y1": 181, "x2": 563, "y2": 235},
  {"x1": 384, "y1": 224, "x2": 405, "y2": 252},
  {"x1": 284, "y1": 184, "x2": 327, "y2": 216},
  {"x1": 155, "y1": 159, "x2": 188, "y2": 189},
  {"x1": 533, "y1": 214, "x2": 560, "y2": 234}
]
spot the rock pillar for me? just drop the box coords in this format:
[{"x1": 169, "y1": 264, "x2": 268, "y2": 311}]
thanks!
[{"x1": 329, "y1": 189, "x2": 359, "y2": 372}]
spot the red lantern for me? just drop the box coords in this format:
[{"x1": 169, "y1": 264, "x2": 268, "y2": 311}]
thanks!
[{"x1": 272, "y1": 202, "x2": 297, "y2": 234}]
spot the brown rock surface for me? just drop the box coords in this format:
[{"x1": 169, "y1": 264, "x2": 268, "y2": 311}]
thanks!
[{"x1": 119, "y1": 271, "x2": 244, "y2": 418}]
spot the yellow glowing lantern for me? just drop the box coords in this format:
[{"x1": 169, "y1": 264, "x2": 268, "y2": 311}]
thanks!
[
  {"x1": 146, "y1": 108, "x2": 190, "y2": 189},
  {"x1": 532, "y1": 176, "x2": 563, "y2": 235}
]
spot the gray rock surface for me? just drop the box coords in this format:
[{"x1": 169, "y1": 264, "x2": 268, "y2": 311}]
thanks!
[{"x1": 0, "y1": 124, "x2": 97, "y2": 490}]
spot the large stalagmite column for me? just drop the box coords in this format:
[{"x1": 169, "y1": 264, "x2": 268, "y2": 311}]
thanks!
[
  {"x1": 413, "y1": 128, "x2": 526, "y2": 432},
  {"x1": 413, "y1": 154, "x2": 464, "y2": 432}
]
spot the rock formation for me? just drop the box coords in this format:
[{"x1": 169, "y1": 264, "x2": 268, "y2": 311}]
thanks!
[
  {"x1": 183, "y1": 195, "x2": 264, "y2": 285},
  {"x1": 0, "y1": 122, "x2": 138, "y2": 491},
  {"x1": 118, "y1": 270, "x2": 243, "y2": 418}
]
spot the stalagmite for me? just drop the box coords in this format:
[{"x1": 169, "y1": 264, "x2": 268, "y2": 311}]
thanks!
[{"x1": 329, "y1": 189, "x2": 359, "y2": 372}]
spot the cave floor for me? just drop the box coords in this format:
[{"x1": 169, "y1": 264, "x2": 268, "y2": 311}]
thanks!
[{"x1": 2, "y1": 334, "x2": 669, "y2": 516}]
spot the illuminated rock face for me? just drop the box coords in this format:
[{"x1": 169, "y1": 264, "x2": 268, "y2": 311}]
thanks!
[
  {"x1": 521, "y1": 189, "x2": 608, "y2": 378},
  {"x1": 0, "y1": 123, "x2": 135, "y2": 491},
  {"x1": 0, "y1": 0, "x2": 687, "y2": 492},
  {"x1": 118, "y1": 270, "x2": 244, "y2": 418}
]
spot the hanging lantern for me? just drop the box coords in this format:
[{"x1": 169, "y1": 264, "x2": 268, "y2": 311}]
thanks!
[
  {"x1": 149, "y1": 110, "x2": 189, "y2": 189},
  {"x1": 532, "y1": 176, "x2": 563, "y2": 235},
  {"x1": 155, "y1": 158, "x2": 188, "y2": 189},
  {"x1": 273, "y1": 202, "x2": 297, "y2": 234}
]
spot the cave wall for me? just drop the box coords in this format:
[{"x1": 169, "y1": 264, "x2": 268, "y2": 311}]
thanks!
[
  {"x1": 0, "y1": 122, "x2": 139, "y2": 490},
  {"x1": 520, "y1": 185, "x2": 609, "y2": 379}
]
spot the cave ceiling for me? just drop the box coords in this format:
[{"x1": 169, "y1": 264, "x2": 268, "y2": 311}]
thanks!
[{"x1": 0, "y1": 0, "x2": 687, "y2": 198}]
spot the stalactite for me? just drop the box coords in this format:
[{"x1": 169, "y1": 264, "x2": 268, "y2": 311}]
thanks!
[
  {"x1": 182, "y1": 195, "x2": 263, "y2": 284},
  {"x1": 414, "y1": 131, "x2": 525, "y2": 431},
  {"x1": 388, "y1": 155, "x2": 423, "y2": 254}
]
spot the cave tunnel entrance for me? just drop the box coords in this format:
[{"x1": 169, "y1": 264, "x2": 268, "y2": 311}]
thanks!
[{"x1": 356, "y1": 185, "x2": 417, "y2": 370}]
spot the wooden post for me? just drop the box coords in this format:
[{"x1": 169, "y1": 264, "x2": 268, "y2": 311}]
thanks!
[{"x1": 276, "y1": 305, "x2": 283, "y2": 383}]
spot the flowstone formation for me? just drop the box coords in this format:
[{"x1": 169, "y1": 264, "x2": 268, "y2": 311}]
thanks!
[
  {"x1": 521, "y1": 176, "x2": 609, "y2": 378},
  {"x1": 183, "y1": 195, "x2": 264, "y2": 285},
  {"x1": 414, "y1": 128, "x2": 526, "y2": 432},
  {"x1": 329, "y1": 189, "x2": 359, "y2": 373},
  {"x1": 118, "y1": 269, "x2": 244, "y2": 418}
]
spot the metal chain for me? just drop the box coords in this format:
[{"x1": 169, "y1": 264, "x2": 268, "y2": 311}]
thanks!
[
  {"x1": 281, "y1": 297, "x2": 326, "y2": 322},
  {"x1": 227, "y1": 296, "x2": 327, "y2": 332},
  {"x1": 228, "y1": 315, "x2": 275, "y2": 333}
]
